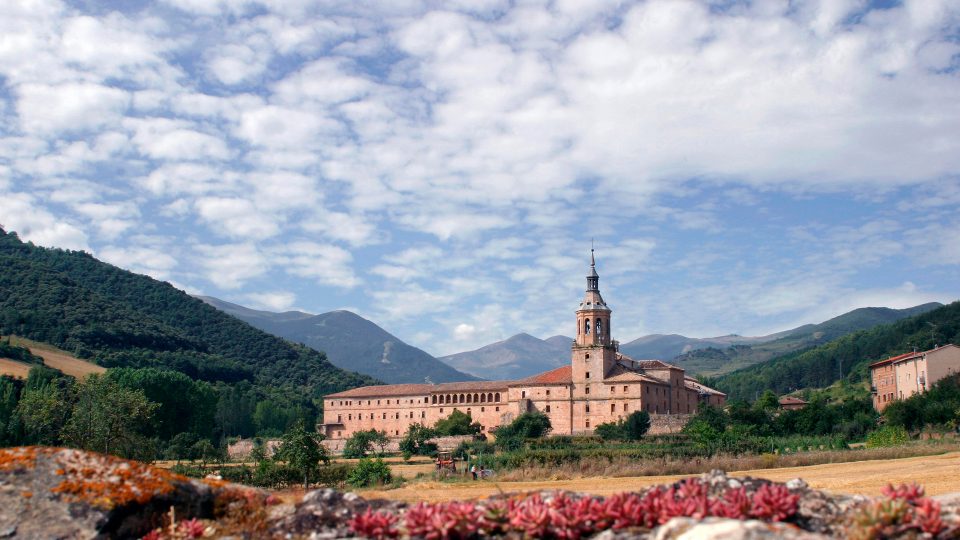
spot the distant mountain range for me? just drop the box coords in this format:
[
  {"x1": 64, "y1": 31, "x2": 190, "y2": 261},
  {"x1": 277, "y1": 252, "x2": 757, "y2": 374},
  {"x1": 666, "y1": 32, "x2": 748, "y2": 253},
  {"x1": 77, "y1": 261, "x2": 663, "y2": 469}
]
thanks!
[
  {"x1": 198, "y1": 297, "x2": 478, "y2": 385},
  {"x1": 438, "y1": 303, "x2": 944, "y2": 380},
  {"x1": 438, "y1": 333, "x2": 573, "y2": 380},
  {"x1": 713, "y1": 301, "x2": 959, "y2": 400},
  {"x1": 667, "y1": 303, "x2": 944, "y2": 376}
]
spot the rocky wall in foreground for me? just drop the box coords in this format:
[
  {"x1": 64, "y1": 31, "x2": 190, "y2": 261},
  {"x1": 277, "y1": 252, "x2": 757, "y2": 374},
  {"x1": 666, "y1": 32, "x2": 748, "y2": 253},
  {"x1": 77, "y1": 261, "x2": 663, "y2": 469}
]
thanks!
[{"x1": 1, "y1": 446, "x2": 958, "y2": 539}]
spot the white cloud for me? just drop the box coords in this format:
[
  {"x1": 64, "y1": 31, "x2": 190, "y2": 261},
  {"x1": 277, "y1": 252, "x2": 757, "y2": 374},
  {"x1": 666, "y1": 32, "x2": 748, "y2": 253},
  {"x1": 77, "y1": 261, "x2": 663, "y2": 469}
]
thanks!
[
  {"x1": 15, "y1": 83, "x2": 130, "y2": 135},
  {"x1": 98, "y1": 244, "x2": 179, "y2": 281},
  {"x1": 127, "y1": 118, "x2": 231, "y2": 161},
  {"x1": 194, "y1": 242, "x2": 268, "y2": 289},
  {"x1": 271, "y1": 240, "x2": 360, "y2": 288},
  {"x1": 0, "y1": 192, "x2": 90, "y2": 251},
  {"x1": 244, "y1": 291, "x2": 297, "y2": 311},
  {"x1": 194, "y1": 197, "x2": 281, "y2": 239}
]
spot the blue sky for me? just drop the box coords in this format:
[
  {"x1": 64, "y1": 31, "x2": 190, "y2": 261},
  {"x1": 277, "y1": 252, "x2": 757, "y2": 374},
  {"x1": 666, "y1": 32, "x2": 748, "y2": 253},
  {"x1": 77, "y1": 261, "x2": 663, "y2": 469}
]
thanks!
[{"x1": 1, "y1": 0, "x2": 958, "y2": 356}]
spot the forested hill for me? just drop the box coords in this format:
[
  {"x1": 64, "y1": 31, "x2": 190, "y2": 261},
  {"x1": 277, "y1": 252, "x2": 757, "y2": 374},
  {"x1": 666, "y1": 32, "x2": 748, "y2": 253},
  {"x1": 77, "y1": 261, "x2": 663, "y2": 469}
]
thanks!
[
  {"x1": 0, "y1": 228, "x2": 375, "y2": 397},
  {"x1": 712, "y1": 301, "x2": 960, "y2": 401}
]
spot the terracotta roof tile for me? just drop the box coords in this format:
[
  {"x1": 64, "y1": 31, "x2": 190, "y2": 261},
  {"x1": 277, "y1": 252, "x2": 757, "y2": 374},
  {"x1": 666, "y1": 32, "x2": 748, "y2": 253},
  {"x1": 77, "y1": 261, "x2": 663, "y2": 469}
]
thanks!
[
  {"x1": 515, "y1": 365, "x2": 572, "y2": 385},
  {"x1": 778, "y1": 396, "x2": 808, "y2": 405},
  {"x1": 326, "y1": 380, "x2": 510, "y2": 399},
  {"x1": 683, "y1": 376, "x2": 726, "y2": 396}
]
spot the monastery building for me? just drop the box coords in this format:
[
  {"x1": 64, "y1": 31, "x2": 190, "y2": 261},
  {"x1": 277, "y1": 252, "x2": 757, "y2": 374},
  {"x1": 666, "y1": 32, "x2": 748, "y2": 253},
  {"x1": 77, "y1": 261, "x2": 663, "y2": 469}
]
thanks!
[{"x1": 321, "y1": 253, "x2": 726, "y2": 440}]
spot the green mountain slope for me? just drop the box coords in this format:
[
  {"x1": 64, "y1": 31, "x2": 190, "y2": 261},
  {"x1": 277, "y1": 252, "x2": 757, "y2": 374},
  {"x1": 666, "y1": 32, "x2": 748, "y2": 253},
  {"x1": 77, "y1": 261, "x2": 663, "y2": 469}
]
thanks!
[
  {"x1": 0, "y1": 228, "x2": 375, "y2": 398},
  {"x1": 712, "y1": 301, "x2": 960, "y2": 400},
  {"x1": 673, "y1": 303, "x2": 943, "y2": 376},
  {"x1": 199, "y1": 296, "x2": 479, "y2": 384}
]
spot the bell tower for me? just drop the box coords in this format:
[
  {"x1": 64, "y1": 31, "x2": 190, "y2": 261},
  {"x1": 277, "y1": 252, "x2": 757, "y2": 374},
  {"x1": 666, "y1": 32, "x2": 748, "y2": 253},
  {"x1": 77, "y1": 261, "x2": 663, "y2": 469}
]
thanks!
[{"x1": 572, "y1": 249, "x2": 617, "y2": 388}]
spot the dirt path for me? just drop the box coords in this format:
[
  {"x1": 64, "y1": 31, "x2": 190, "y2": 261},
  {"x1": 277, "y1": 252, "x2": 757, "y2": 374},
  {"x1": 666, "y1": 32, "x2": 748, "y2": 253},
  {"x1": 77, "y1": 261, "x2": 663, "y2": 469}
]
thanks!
[{"x1": 364, "y1": 451, "x2": 960, "y2": 502}]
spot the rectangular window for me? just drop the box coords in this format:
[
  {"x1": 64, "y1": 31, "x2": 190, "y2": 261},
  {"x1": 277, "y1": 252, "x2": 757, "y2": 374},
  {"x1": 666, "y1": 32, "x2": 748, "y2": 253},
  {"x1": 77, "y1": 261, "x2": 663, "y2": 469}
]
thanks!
[
  {"x1": 546, "y1": 405, "x2": 551, "y2": 412},
  {"x1": 370, "y1": 413, "x2": 374, "y2": 419},
  {"x1": 495, "y1": 406, "x2": 500, "y2": 412},
  {"x1": 382, "y1": 413, "x2": 386, "y2": 419},
  {"x1": 624, "y1": 403, "x2": 628, "y2": 412},
  {"x1": 611, "y1": 386, "x2": 615, "y2": 393},
  {"x1": 585, "y1": 387, "x2": 590, "y2": 394},
  {"x1": 337, "y1": 415, "x2": 342, "y2": 422},
  {"x1": 546, "y1": 389, "x2": 550, "y2": 396},
  {"x1": 585, "y1": 404, "x2": 590, "y2": 413},
  {"x1": 611, "y1": 403, "x2": 615, "y2": 412},
  {"x1": 586, "y1": 419, "x2": 590, "y2": 428},
  {"x1": 586, "y1": 371, "x2": 590, "y2": 379},
  {"x1": 480, "y1": 407, "x2": 484, "y2": 412},
  {"x1": 395, "y1": 412, "x2": 399, "y2": 419},
  {"x1": 624, "y1": 385, "x2": 628, "y2": 392},
  {"x1": 522, "y1": 390, "x2": 526, "y2": 398}
]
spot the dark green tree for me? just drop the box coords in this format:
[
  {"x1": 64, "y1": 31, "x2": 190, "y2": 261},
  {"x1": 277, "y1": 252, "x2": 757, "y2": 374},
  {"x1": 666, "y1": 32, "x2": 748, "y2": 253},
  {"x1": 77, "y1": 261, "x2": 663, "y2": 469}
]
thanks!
[
  {"x1": 62, "y1": 373, "x2": 158, "y2": 458},
  {"x1": 274, "y1": 420, "x2": 328, "y2": 488},
  {"x1": 343, "y1": 429, "x2": 388, "y2": 458}
]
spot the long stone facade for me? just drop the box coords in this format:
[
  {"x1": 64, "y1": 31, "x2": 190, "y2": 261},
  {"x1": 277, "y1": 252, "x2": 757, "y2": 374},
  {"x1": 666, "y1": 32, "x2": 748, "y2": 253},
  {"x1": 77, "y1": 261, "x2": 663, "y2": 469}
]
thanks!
[{"x1": 320, "y1": 253, "x2": 726, "y2": 440}]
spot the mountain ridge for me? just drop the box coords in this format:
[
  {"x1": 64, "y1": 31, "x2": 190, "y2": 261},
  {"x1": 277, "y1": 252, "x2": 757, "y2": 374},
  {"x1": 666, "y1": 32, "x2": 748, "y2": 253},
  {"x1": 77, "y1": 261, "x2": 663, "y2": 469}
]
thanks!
[{"x1": 199, "y1": 296, "x2": 478, "y2": 384}]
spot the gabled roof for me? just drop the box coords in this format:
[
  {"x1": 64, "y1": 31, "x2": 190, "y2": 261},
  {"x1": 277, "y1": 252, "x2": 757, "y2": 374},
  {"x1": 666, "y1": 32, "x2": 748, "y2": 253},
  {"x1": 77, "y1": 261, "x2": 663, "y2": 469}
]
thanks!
[
  {"x1": 604, "y1": 362, "x2": 669, "y2": 384},
  {"x1": 514, "y1": 365, "x2": 572, "y2": 385},
  {"x1": 869, "y1": 351, "x2": 918, "y2": 368},
  {"x1": 325, "y1": 380, "x2": 510, "y2": 399},
  {"x1": 683, "y1": 376, "x2": 726, "y2": 396}
]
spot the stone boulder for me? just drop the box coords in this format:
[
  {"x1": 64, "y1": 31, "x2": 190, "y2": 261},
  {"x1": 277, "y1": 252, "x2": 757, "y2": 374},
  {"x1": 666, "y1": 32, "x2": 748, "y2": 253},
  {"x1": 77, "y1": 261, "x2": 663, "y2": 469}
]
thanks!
[{"x1": 0, "y1": 447, "x2": 273, "y2": 539}]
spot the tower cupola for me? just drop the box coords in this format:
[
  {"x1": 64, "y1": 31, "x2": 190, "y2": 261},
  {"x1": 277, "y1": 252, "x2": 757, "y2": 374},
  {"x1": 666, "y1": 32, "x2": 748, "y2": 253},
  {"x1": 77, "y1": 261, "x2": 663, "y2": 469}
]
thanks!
[{"x1": 575, "y1": 248, "x2": 612, "y2": 347}]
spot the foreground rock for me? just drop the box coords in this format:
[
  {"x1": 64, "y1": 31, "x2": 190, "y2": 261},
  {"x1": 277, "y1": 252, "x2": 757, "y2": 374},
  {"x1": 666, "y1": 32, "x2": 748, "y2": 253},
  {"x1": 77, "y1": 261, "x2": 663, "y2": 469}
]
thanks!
[
  {"x1": 0, "y1": 446, "x2": 274, "y2": 538},
  {"x1": 2, "y1": 447, "x2": 959, "y2": 539}
]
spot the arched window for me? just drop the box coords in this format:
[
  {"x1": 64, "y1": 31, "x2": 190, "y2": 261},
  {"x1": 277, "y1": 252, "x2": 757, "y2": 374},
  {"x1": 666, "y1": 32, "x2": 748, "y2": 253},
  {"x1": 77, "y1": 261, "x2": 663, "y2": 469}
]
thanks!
[
  {"x1": 495, "y1": 392, "x2": 500, "y2": 402},
  {"x1": 585, "y1": 318, "x2": 591, "y2": 335},
  {"x1": 596, "y1": 319, "x2": 603, "y2": 336},
  {"x1": 487, "y1": 392, "x2": 493, "y2": 402},
  {"x1": 460, "y1": 393, "x2": 465, "y2": 403},
  {"x1": 431, "y1": 395, "x2": 437, "y2": 404},
  {"x1": 466, "y1": 394, "x2": 472, "y2": 403},
  {"x1": 473, "y1": 393, "x2": 479, "y2": 402},
  {"x1": 480, "y1": 393, "x2": 486, "y2": 403}
]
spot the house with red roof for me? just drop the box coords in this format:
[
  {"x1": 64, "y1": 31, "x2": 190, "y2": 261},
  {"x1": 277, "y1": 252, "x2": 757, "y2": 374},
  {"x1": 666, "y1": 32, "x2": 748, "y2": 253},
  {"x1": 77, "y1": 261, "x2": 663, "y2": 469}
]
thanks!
[{"x1": 320, "y1": 252, "x2": 726, "y2": 440}]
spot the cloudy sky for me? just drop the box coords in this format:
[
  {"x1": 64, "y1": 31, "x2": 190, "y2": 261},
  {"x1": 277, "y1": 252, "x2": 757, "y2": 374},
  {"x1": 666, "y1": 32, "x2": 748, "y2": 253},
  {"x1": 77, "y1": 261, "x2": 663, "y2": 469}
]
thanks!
[{"x1": 1, "y1": 0, "x2": 958, "y2": 356}]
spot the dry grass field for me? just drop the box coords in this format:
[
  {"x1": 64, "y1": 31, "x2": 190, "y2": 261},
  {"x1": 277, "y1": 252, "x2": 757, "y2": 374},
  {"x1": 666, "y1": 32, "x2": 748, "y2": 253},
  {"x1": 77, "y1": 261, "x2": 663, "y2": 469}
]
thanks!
[
  {"x1": 0, "y1": 358, "x2": 33, "y2": 379},
  {"x1": 0, "y1": 336, "x2": 104, "y2": 379},
  {"x1": 363, "y1": 450, "x2": 960, "y2": 502}
]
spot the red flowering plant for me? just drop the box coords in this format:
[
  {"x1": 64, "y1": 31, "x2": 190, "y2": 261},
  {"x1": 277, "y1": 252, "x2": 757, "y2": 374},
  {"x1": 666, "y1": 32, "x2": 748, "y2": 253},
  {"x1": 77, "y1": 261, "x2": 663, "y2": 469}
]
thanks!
[
  {"x1": 847, "y1": 482, "x2": 958, "y2": 540},
  {"x1": 348, "y1": 478, "x2": 805, "y2": 539}
]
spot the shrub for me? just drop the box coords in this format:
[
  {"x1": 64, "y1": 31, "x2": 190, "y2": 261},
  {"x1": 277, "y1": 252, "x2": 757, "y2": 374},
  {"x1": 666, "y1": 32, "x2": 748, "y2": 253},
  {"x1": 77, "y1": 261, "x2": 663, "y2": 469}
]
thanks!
[
  {"x1": 348, "y1": 458, "x2": 392, "y2": 487},
  {"x1": 433, "y1": 410, "x2": 481, "y2": 436},
  {"x1": 865, "y1": 425, "x2": 910, "y2": 448},
  {"x1": 492, "y1": 412, "x2": 552, "y2": 450},
  {"x1": 314, "y1": 463, "x2": 352, "y2": 488}
]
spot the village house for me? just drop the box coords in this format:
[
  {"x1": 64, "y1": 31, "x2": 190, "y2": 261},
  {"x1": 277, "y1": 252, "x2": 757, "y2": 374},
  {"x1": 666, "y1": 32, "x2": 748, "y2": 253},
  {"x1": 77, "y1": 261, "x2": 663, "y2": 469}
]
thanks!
[
  {"x1": 870, "y1": 344, "x2": 960, "y2": 411},
  {"x1": 778, "y1": 396, "x2": 808, "y2": 411},
  {"x1": 320, "y1": 252, "x2": 726, "y2": 440}
]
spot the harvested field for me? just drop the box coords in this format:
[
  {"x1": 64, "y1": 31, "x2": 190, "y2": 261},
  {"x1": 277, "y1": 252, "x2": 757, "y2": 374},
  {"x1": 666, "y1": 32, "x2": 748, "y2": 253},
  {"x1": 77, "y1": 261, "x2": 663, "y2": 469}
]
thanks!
[
  {"x1": 3, "y1": 336, "x2": 104, "y2": 379},
  {"x1": 0, "y1": 358, "x2": 33, "y2": 379},
  {"x1": 363, "y1": 450, "x2": 960, "y2": 502}
]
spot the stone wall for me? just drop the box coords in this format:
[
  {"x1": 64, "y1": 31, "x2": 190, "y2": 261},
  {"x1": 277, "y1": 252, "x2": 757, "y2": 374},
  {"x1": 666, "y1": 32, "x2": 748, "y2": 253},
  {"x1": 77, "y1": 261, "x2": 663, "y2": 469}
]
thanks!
[
  {"x1": 648, "y1": 413, "x2": 691, "y2": 435},
  {"x1": 321, "y1": 434, "x2": 475, "y2": 455},
  {"x1": 227, "y1": 438, "x2": 281, "y2": 460}
]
